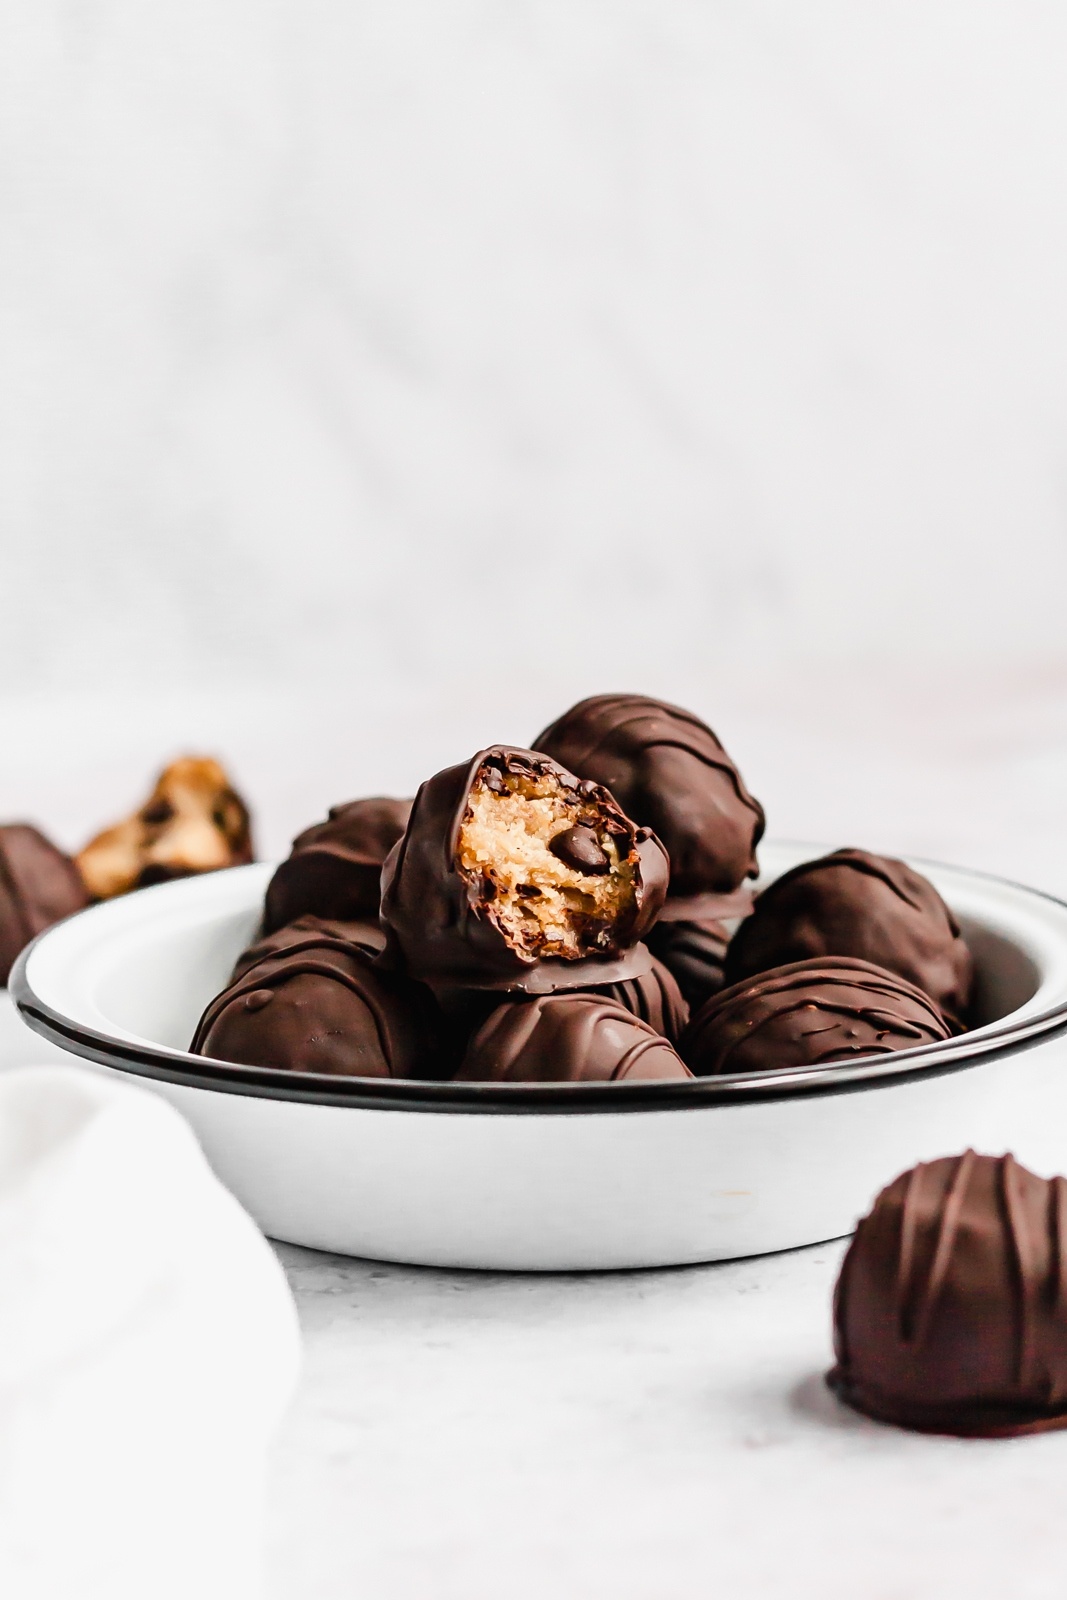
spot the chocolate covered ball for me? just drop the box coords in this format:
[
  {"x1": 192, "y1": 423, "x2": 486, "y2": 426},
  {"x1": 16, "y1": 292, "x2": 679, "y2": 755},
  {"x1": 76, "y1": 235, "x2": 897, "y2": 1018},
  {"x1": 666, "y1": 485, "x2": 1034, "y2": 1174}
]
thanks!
[
  {"x1": 645, "y1": 917, "x2": 730, "y2": 1013},
  {"x1": 192, "y1": 924, "x2": 444, "y2": 1079},
  {"x1": 380, "y1": 747, "x2": 669, "y2": 992},
  {"x1": 830, "y1": 1151, "x2": 1067, "y2": 1436},
  {"x1": 263, "y1": 797, "x2": 411, "y2": 935},
  {"x1": 724, "y1": 848, "x2": 974, "y2": 1027},
  {"x1": 0, "y1": 824, "x2": 90, "y2": 984},
  {"x1": 679, "y1": 957, "x2": 952, "y2": 1077},
  {"x1": 533, "y1": 694, "x2": 764, "y2": 897},
  {"x1": 590, "y1": 955, "x2": 690, "y2": 1044},
  {"x1": 229, "y1": 913, "x2": 386, "y2": 982},
  {"x1": 454, "y1": 991, "x2": 694, "y2": 1083},
  {"x1": 77, "y1": 757, "x2": 253, "y2": 898}
]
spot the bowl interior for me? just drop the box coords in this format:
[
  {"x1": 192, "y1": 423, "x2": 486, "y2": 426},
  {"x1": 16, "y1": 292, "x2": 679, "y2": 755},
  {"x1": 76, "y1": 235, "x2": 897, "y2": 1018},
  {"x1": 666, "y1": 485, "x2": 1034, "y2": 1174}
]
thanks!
[{"x1": 19, "y1": 844, "x2": 1066, "y2": 1079}]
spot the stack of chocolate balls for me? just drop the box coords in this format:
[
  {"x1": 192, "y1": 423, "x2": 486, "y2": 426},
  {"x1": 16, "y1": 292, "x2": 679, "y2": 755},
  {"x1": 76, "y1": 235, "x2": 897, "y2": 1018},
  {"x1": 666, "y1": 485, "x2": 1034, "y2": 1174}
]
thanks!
[{"x1": 192, "y1": 693, "x2": 974, "y2": 1086}]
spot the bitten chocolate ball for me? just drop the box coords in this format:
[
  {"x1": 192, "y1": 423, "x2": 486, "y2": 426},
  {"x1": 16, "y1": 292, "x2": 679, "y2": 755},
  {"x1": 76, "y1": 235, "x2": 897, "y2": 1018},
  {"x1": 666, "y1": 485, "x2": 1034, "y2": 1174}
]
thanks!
[
  {"x1": 724, "y1": 848, "x2": 974, "y2": 1027},
  {"x1": 262, "y1": 797, "x2": 411, "y2": 935},
  {"x1": 77, "y1": 757, "x2": 253, "y2": 898},
  {"x1": 590, "y1": 956, "x2": 690, "y2": 1044},
  {"x1": 229, "y1": 914, "x2": 386, "y2": 982},
  {"x1": 679, "y1": 957, "x2": 952, "y2": 1077},
  {"x1": 380, "y1": 747, "x2": 669, "y2": 992},
  {"x1": 829, "y1": 1151, "x2": 1067, "y2": 1437},
  {"x1": 454, "y1": 991, "x2": 694, "y2": 1083},
  {"x1": 0, "y1": 825, "x2": 90, "y2": 984},
  {"x1": 645, "y1": 917, "x2": 730, "y2": 1012},
  {"x1": 533, "y1": 694, "x2": 764, "y2": 897},
  {"x1": 191, "y1": 924, "x2": 444, "y2": 1079}
]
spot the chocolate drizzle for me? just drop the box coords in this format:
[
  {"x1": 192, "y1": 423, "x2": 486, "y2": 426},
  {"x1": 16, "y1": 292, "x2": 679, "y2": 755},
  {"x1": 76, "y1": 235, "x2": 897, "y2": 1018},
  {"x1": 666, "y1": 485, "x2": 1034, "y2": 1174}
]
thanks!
[
  {"x1": 454, "y1": 991, "x2": 694, "y2": 1083},
  {"x1": 679, "y1": 956, "x2": 952, "y2": 1077},
  {"x1": 830, "y1": 1152, "x2": 1067, "y2": 1436},
  {"x1": 229, "y1": 913, "x2": 386, "y2": 982},
  {"x1": 533, "y1": 694, "x2": 764, "y2": 897},
  {"x1": 588, "y1": 955, "x2": 690, "y2": 1044},
  {"x1": 645, "y1": 917, "x2": 731, "y2": 1012}
]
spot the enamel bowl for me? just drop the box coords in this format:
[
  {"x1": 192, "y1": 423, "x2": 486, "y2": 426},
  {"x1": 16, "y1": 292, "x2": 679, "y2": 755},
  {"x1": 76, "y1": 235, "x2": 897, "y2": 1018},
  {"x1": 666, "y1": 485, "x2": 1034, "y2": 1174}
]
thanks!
[{"x1": 12, "y1": 844, "x2": 1067, "y2": 1270}]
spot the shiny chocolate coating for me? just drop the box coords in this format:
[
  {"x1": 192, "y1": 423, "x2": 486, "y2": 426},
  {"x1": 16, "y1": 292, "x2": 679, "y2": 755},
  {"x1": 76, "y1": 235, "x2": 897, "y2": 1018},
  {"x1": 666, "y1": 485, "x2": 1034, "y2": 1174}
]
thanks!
[
  {"x1": 0, "y1": 824, "x2": 90, "y2": 985},
  {"x1": 724, "y1": 848, "x2": 974, "y2": 1026},
  {"x1": 533, "y1": 694, "x2": 764, "y2": 896},
  {"x1": 829, "y1": 1152, "x2": 1067, "y2": 1436},
  {"x1": 645, "y1": 917, "x2": 730, "y2": 1013},
  {"x1": 263, "y1": 797, "x2": 411, "y2": 935},
  {"x1": 229, "y1": 913, "x2": 385, "y2": 982},
  {"x1": 454, "y1": 991, "x2": 694, "y2": 1083},
  {"x1": 590, "y1": 954, "x2": 690, "y2": 1044},
  {"x1": 380, "y1": 747, "x2": 669, "y2": 991},
  {"x1": 192, "y1": 924, "x2": 444, "y2": 1079},
  {"x1": 679, "y1": 956, "x2": 952, "y2": 1077}
]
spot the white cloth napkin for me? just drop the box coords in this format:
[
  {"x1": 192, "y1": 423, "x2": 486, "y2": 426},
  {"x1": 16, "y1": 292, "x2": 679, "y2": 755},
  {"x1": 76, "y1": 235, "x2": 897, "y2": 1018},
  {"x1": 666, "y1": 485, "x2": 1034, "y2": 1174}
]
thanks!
[{"x1": 0, "y1": 1064, "x2": 301, "y2": 1600}]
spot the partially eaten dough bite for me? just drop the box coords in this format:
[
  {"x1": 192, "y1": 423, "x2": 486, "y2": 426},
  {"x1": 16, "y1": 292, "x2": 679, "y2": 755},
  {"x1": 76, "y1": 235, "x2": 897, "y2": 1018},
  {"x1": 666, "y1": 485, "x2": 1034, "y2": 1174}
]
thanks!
[
  {"x1": 76, "y1": 757, "x2": 253, "y2": 899},
  {"x1": 456, "y1": 757, "x2": 639, "y2": 961}
]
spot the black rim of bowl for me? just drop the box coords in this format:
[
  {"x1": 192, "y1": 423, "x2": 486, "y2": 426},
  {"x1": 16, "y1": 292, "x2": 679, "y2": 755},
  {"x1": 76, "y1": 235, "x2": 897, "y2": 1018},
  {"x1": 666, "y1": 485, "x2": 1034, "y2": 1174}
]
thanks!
[{"x1": 11, "y1": 856, "x2": 1067, "y2": 1115}]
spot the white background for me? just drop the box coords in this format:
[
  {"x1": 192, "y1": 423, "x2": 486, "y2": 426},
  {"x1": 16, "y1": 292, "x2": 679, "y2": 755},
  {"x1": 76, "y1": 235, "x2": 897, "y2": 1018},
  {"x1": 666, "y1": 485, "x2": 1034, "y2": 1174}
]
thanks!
[{"x1": 4, "y1": 0, "x2": 1067, "y2": 881}]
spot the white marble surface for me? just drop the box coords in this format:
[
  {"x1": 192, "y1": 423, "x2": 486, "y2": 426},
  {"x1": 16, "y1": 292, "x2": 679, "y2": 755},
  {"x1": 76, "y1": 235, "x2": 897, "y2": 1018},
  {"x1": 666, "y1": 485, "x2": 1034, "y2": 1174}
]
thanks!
[{"x1": 266, "y1": 1241, "x2": 1067, "y2": 1600}]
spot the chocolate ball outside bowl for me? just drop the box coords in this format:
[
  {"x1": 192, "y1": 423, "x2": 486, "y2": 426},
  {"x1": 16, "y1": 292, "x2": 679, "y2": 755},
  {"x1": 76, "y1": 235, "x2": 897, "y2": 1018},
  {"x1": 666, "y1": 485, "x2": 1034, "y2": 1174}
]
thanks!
[
  {"x1": 454, "y1": 990, "x2": 694, "y2": 1083},
  {"x1": 0, "y1": 824, "x2": 90, "y2": 985},
  {"x1": 829, "y1": 1151, "x2": 1067, "y2": 1436},
  {"x1": 723, "y1": 847, "x2": 974, "y2": 1027},
  {"x1": 76, "y1": 757, "x2": 253, "y2": 898},
  {"x1": 262, "y1": 796, "x2": 411, "y2": 935},
  {"x1": 380, "y1": 746, "x2": 668, "y2": 992},
  {"x1": 679, "y1": 956, "x2": 952, "y2": 1077},
  {"x1": 533, "y1": 693, "x2": 764, "y2": 897},
  {"x1": 192, "y1": 926, "x2": 445, "y2": 1080}
]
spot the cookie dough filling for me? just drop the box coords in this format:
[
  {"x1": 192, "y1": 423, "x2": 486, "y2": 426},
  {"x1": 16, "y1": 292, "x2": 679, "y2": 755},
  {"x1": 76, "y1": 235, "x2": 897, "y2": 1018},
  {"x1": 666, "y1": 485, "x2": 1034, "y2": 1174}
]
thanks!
[{"x1": 457, "y1": 763, "x2": 638, "y2": 961}]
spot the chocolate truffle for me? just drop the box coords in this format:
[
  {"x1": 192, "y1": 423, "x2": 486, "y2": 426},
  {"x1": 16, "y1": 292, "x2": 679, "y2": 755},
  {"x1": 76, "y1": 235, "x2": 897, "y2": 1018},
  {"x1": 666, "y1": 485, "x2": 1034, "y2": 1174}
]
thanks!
[
  {"x1": 590, "y1": 955, "x2": 690, "y2": 1044},
  {"x1": 723, "y1": 848, "x2": 974, "y2": 1027},
  {"x1": 380, "y1": 747, "x2": 669, "y2": 991},
  {"x1": 454, "y1": 991, "x2": 694, "y2": 1083},
  {"x1": 229, "y1": 913, "x2": 385, "y2": 982},
  {"x1": 262, "y1": 797, "x2": 411, "y2": 935},
  {"x1": 77, "y1": 757, "x2": 253, "y2": 898},
  {"x1": 679, "y1": 957, "x2": 952, "y2": 1077},
  {"x1": 0, "y1": 824, "x2": 90, "y2": 985},
  {"x1": 645, "y1": 918, "x2": 731, "y2": 1013},
  {"x1": 533, "y1": 694, "x2": 764, "y2": 897},
  {"x1": 829, "y1": 1151, "x2": 1067, "y2": 1436},
  {"x1": 192, "y1": 924, "x2": 444, "y2": 1079}
]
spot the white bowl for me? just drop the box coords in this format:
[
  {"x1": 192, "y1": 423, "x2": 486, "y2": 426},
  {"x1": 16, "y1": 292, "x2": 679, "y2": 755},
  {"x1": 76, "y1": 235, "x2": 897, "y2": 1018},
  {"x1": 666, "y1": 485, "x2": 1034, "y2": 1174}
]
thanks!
[{"x1": 12, "y1": 844, "x2": 1067, "y2": 1270}]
